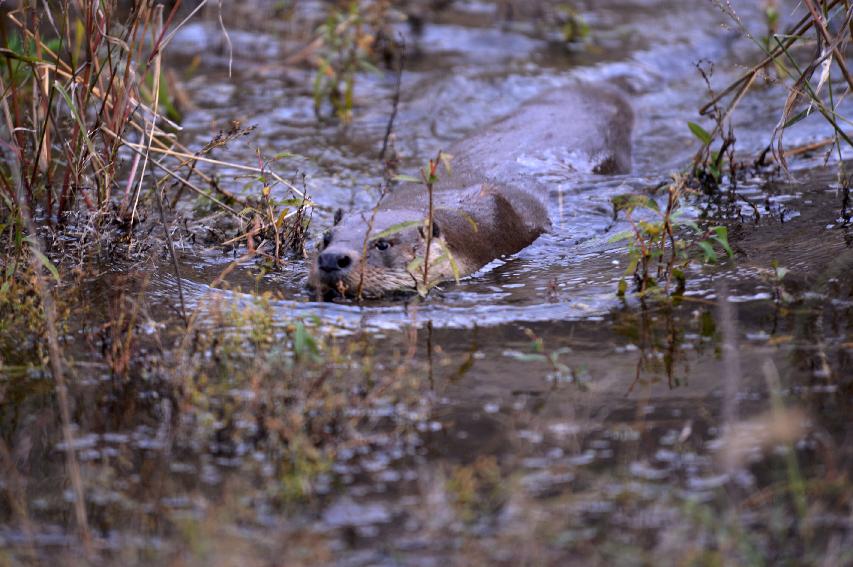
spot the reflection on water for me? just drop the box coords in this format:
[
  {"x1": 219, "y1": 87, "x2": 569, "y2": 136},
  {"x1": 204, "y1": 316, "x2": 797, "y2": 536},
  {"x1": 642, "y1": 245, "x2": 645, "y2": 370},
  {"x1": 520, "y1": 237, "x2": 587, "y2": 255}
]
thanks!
[{"x1": 2, "y1": 0, "x2": 852, "y2": 564}]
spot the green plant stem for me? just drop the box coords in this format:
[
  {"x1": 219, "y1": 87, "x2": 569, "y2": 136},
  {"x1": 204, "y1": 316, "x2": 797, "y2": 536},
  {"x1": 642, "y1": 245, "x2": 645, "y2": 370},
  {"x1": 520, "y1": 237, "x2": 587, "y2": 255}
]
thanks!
[{"x1": 420, "y1": 153, "x2": 441, "y2": 294}]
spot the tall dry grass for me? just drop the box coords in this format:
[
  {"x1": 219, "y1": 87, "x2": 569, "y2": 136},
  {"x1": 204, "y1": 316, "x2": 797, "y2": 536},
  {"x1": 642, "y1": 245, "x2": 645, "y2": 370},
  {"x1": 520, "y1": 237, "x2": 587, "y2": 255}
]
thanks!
[{"x1": 702, "y1": 0, "x2": 852, "y2": 173}]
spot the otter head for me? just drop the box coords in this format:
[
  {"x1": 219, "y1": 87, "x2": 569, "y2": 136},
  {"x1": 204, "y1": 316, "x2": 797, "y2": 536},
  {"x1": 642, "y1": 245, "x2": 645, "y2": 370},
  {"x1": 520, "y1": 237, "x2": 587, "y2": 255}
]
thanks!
[{"x1": 308, "y1": 208, "x2": 448, "y2": 299}]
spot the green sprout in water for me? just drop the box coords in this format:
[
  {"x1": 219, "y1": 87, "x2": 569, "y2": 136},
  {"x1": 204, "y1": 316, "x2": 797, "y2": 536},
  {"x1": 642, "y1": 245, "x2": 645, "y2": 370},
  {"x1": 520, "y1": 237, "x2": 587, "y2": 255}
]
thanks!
[
  {"x1": 611, "y1": 175, "x2": 734, "y2": 299},
  {"x1": 394, "y1": 150, "x2": 460, "y2": 297},
  {"x1": 556, "y1": 4, "x2": 591, "y2": 44}
]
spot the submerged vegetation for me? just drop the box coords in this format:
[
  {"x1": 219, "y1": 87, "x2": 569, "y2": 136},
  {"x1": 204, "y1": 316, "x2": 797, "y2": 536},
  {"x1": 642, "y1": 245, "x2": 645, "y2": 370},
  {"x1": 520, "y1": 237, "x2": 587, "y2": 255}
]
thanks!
[{"x1": 0, "y1": 0, "x2": 850, "y2": 565}]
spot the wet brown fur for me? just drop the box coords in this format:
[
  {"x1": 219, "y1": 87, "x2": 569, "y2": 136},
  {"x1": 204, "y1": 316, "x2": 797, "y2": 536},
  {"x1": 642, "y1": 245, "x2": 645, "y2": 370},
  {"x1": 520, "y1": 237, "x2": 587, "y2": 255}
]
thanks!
[{"x1": 309, "y1": 82, "x2": 634, "y2": 298}]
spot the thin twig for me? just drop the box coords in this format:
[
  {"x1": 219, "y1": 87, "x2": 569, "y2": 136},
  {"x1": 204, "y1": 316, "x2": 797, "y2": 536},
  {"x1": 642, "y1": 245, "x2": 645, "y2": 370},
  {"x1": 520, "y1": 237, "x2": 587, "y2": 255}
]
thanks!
[
  {"x1": 110, "y1": 134, "x2": 307, "y2": 198},
  {"x1": 102, "y1": 127, "x2": 241, "y2": 216},
  {"x1": 154, "y1": 185, "x2": 188, "y2": 326},
  {"x1": 420, "y1": 152, "x2": 442, "y2": 293},
  {"x1": 218, "y1": 212, "x2": 301, "y2": 246},
  {"x1": 699, "y1": 0, "x2": 843, "y2": 116},
  {"x1": 217, "y1": 0, "x2": 234, "y2": 78},
  {"x1": 356, "y1": 187, "x2": 388, "y2": 300},
  {"x1": 129, "y1": 5, "x2": 165, "y2": 227},
  {"x1": 379, "y1": 35, "x2": 405, "y2": 161}
]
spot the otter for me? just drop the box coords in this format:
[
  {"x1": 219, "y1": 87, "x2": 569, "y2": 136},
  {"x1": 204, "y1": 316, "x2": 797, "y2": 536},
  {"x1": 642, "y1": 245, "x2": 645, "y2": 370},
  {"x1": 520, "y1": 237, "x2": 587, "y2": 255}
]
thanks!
[{"x1": 309, "y1": 83, "x2": 633, "y2": 299}]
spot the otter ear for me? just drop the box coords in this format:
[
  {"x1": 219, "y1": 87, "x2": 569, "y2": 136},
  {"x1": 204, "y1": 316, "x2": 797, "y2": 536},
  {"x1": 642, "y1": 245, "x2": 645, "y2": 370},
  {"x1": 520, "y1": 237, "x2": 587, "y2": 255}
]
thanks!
[
  {"x1": 333, "y1": 208, "x2": 344, "y2": 226},
  {"x1": 418, "y1": 220, "x2": 441, "y2": 239}
]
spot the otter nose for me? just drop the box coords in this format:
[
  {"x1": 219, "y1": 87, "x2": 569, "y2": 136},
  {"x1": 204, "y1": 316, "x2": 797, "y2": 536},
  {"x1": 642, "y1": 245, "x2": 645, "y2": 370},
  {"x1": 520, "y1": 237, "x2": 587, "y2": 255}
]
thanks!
[{"x1": 317, "y1": 251, "x2": 352, "y2": 273}]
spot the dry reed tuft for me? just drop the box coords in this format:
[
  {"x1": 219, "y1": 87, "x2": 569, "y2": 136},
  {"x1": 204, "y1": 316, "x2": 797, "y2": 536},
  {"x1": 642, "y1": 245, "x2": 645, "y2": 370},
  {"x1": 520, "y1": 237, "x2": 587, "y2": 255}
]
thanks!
[
  {"x1": 703, "y1": 0, "x2": 852, "y2": 175},
  {"x1": 0, "y1": 2, "x2": 308, "y2": 556}
]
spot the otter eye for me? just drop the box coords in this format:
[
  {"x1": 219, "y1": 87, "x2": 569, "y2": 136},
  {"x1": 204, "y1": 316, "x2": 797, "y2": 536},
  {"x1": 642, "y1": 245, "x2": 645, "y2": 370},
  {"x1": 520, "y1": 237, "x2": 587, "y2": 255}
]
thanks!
[
  {"x1": 322, "y1": 231, "x2": 332, "y2": 249},
  {"x1": 374, "y1": 239, "x2": 391, "y2": 251}
]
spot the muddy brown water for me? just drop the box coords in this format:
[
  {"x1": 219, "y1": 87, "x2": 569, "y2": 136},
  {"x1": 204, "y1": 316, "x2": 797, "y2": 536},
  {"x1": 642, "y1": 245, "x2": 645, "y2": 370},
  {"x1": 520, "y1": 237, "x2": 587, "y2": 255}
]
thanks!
[{"x1": 2, "y1": 1, "x2": 852, "y2": 565}]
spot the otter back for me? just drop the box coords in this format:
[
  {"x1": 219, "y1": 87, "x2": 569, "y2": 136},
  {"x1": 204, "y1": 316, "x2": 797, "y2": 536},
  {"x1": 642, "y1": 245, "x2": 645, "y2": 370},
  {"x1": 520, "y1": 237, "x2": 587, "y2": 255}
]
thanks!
[{"x1": 442, "y1": 83, "x2": 633, "y2": 189}]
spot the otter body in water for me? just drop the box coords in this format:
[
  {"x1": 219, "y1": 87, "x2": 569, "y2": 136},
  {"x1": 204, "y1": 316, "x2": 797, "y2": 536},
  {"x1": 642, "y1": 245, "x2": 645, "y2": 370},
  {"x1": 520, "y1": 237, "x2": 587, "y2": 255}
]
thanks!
[{"x1": 309, "y1": 83, "x2": 633, "y2": 298}]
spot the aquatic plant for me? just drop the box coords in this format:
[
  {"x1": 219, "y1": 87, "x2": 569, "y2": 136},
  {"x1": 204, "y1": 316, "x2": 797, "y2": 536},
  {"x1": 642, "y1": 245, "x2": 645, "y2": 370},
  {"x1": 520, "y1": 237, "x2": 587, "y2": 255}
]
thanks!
[
  {"x1": 311, "y1": 0, "x2": 395, "y2": 122},
  {"x1": 447, "y1": 455, "x2": 507, "y2": 523},
  {"x1": 610, "y1": 176, "x2": 734, "y2": 298},
  {"x1": 555, "y1": 3, "x2": 590, "y2": 44},
  {"x1": 503, "y1": 327, "x2": 581, "y2": 388},
  {"x1": 395, "y1": 150, "x2": 459, "y2": 297},
  {"x1": 612, "y1": 1, "x2": 851, "y2": 299}
]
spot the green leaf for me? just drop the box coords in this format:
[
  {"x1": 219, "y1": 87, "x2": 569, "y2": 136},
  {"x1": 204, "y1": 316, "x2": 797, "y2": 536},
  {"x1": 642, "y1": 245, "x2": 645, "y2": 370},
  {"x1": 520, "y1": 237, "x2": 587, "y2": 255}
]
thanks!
[
  {"x1": 393, "y1": 174, "x2": 420, "y2": 183},
  {"x1": 358, "y1": 59, "x2": 381, "y2": 75},
  {"x1": 438, "y1": 152, "x2": 453, "y2": 174},
  {"x1": 459, "y1": 211, "x2": 479, "y2": 233},
  {"x1": 425, "y1": 245, "x2": 462, "y2": 285},
  {"x1": 503, "y1": 351, "x2": 548, "y2": 363},
  {"x1": 446, "y1": 249, "x2": 461, "y2": 283},
  {"x1": 46, "y1": 39, "x2": 63, "y2": 54},
  {"x1": 154, "y1": 71, "x2": 181, "y2": 123},
  {"x1": 697, "y1": 240, "x2": 717, "y2": 263},
  {"x1": 711, "y1": 226, "x2": 733, "y2": 257},
  {"x1": 373, "y1": 221, "x2": 420, "y2": 239},
  {"x1": 607, "y1": 230, "x2": 634, "y2": 243},
  {"x1": 26, "y1": 239, "x2": 60, "y2": 283},
  {"x1": 782, "y1": 108, "x2": 809, "y2": 129},
  {"x1": 709, "y1": 163, "x2": 721, "y2": 182},
  {"x1": 293, "y1": 322, "x2": 319, "y2": 360},
  {"x1": 680, "y1": 219, "x2": 701, "y2": 233},
  {"x1": 54, "y1": 82, "x2": 99, "y2": 164},
  {"x1": 612, "y1": 194, "x2": 659, "y2": 213},
  {"x1": 406, "y1": 256, "x2": 423, "y2": 274},
  {"x1": 765, "y1": 6, "x2": 779, "y2": 28},
  {"x1": 688, "y1": 121, "x2": 713, "y2": 145},
  {"x1": 0, "y1": 47, "x2": 42, "y2": 65}
]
